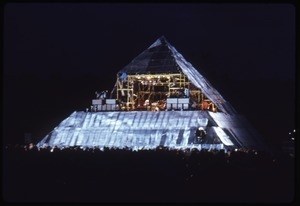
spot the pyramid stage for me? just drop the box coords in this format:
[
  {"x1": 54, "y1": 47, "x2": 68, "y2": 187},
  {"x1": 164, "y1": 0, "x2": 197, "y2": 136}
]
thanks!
[{"x1": 37, "y1": 36, "x2": 269, "y2": 151}]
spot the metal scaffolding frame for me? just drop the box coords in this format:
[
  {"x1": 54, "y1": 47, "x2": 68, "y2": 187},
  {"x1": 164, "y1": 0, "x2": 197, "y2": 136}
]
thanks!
[{"x1": 114, "y1": 72, "x2": 217, "y2": 112}]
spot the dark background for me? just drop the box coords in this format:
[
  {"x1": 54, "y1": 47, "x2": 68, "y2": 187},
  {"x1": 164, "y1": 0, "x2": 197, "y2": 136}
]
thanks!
[{"x1": 3, "y1": 3, "x2": 296, "y2": 151}]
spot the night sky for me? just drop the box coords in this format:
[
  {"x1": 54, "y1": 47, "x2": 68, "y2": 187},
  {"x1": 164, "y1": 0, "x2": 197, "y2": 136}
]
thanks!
[{"x1": 3, "y1": 3, "x2": 296, "y2": 150}]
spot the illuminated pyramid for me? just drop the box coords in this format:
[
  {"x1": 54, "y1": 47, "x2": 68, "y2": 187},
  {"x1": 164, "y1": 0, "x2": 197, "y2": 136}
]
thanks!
[{"x1": 37, "y1": 36, "x2": 268, "y2": 151}]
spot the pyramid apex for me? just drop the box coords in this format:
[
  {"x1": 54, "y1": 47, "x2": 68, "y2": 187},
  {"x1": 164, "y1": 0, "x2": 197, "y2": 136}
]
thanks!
[
  {"x1": 159, "y1": 35, "x2": 166, "y2": 40},
  {"x1": 158, "y1": 35, "x2": 168, "y2": 44},
  {"x1": 148, "y1": 35, "x2": 169, "y2": 49}
]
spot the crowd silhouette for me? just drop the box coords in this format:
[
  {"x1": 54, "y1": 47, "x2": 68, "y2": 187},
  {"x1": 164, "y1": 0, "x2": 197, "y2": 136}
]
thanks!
[{"x1": 3, "y1": 144, "x2": 295, "y2": 203}]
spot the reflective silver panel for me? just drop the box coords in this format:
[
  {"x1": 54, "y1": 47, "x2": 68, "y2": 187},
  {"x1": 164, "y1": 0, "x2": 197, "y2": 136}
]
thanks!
[{"x1": 37, "y1": 110, "x2": 266, "y2": 151}]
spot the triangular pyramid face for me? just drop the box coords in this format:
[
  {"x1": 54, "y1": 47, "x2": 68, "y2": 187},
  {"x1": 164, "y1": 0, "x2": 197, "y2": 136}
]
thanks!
[
  {"x1": 36, "y1": 36, "x2": 269, "y2": 152},
  {"x1": 117, "y1": 36, "x2": 236, "y2": 114}
]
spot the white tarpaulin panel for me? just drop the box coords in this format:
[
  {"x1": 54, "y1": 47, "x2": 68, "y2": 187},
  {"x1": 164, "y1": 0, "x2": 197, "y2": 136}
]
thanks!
[
  {"x1": 36, "y1": 110, "x2": 267, "y2": 151},
  {"x1": 212, "y1": 127, "x2": 234, "y2": 146},
  {"x1": 37, "y1": 110, "x2": 221, "y2": 150}
]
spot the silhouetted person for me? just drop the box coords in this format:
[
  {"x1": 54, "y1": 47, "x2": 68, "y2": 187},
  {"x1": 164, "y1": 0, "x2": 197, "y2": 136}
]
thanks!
[{"x1": 195, "y1": 127, "x2": 206, "y2": 143}]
